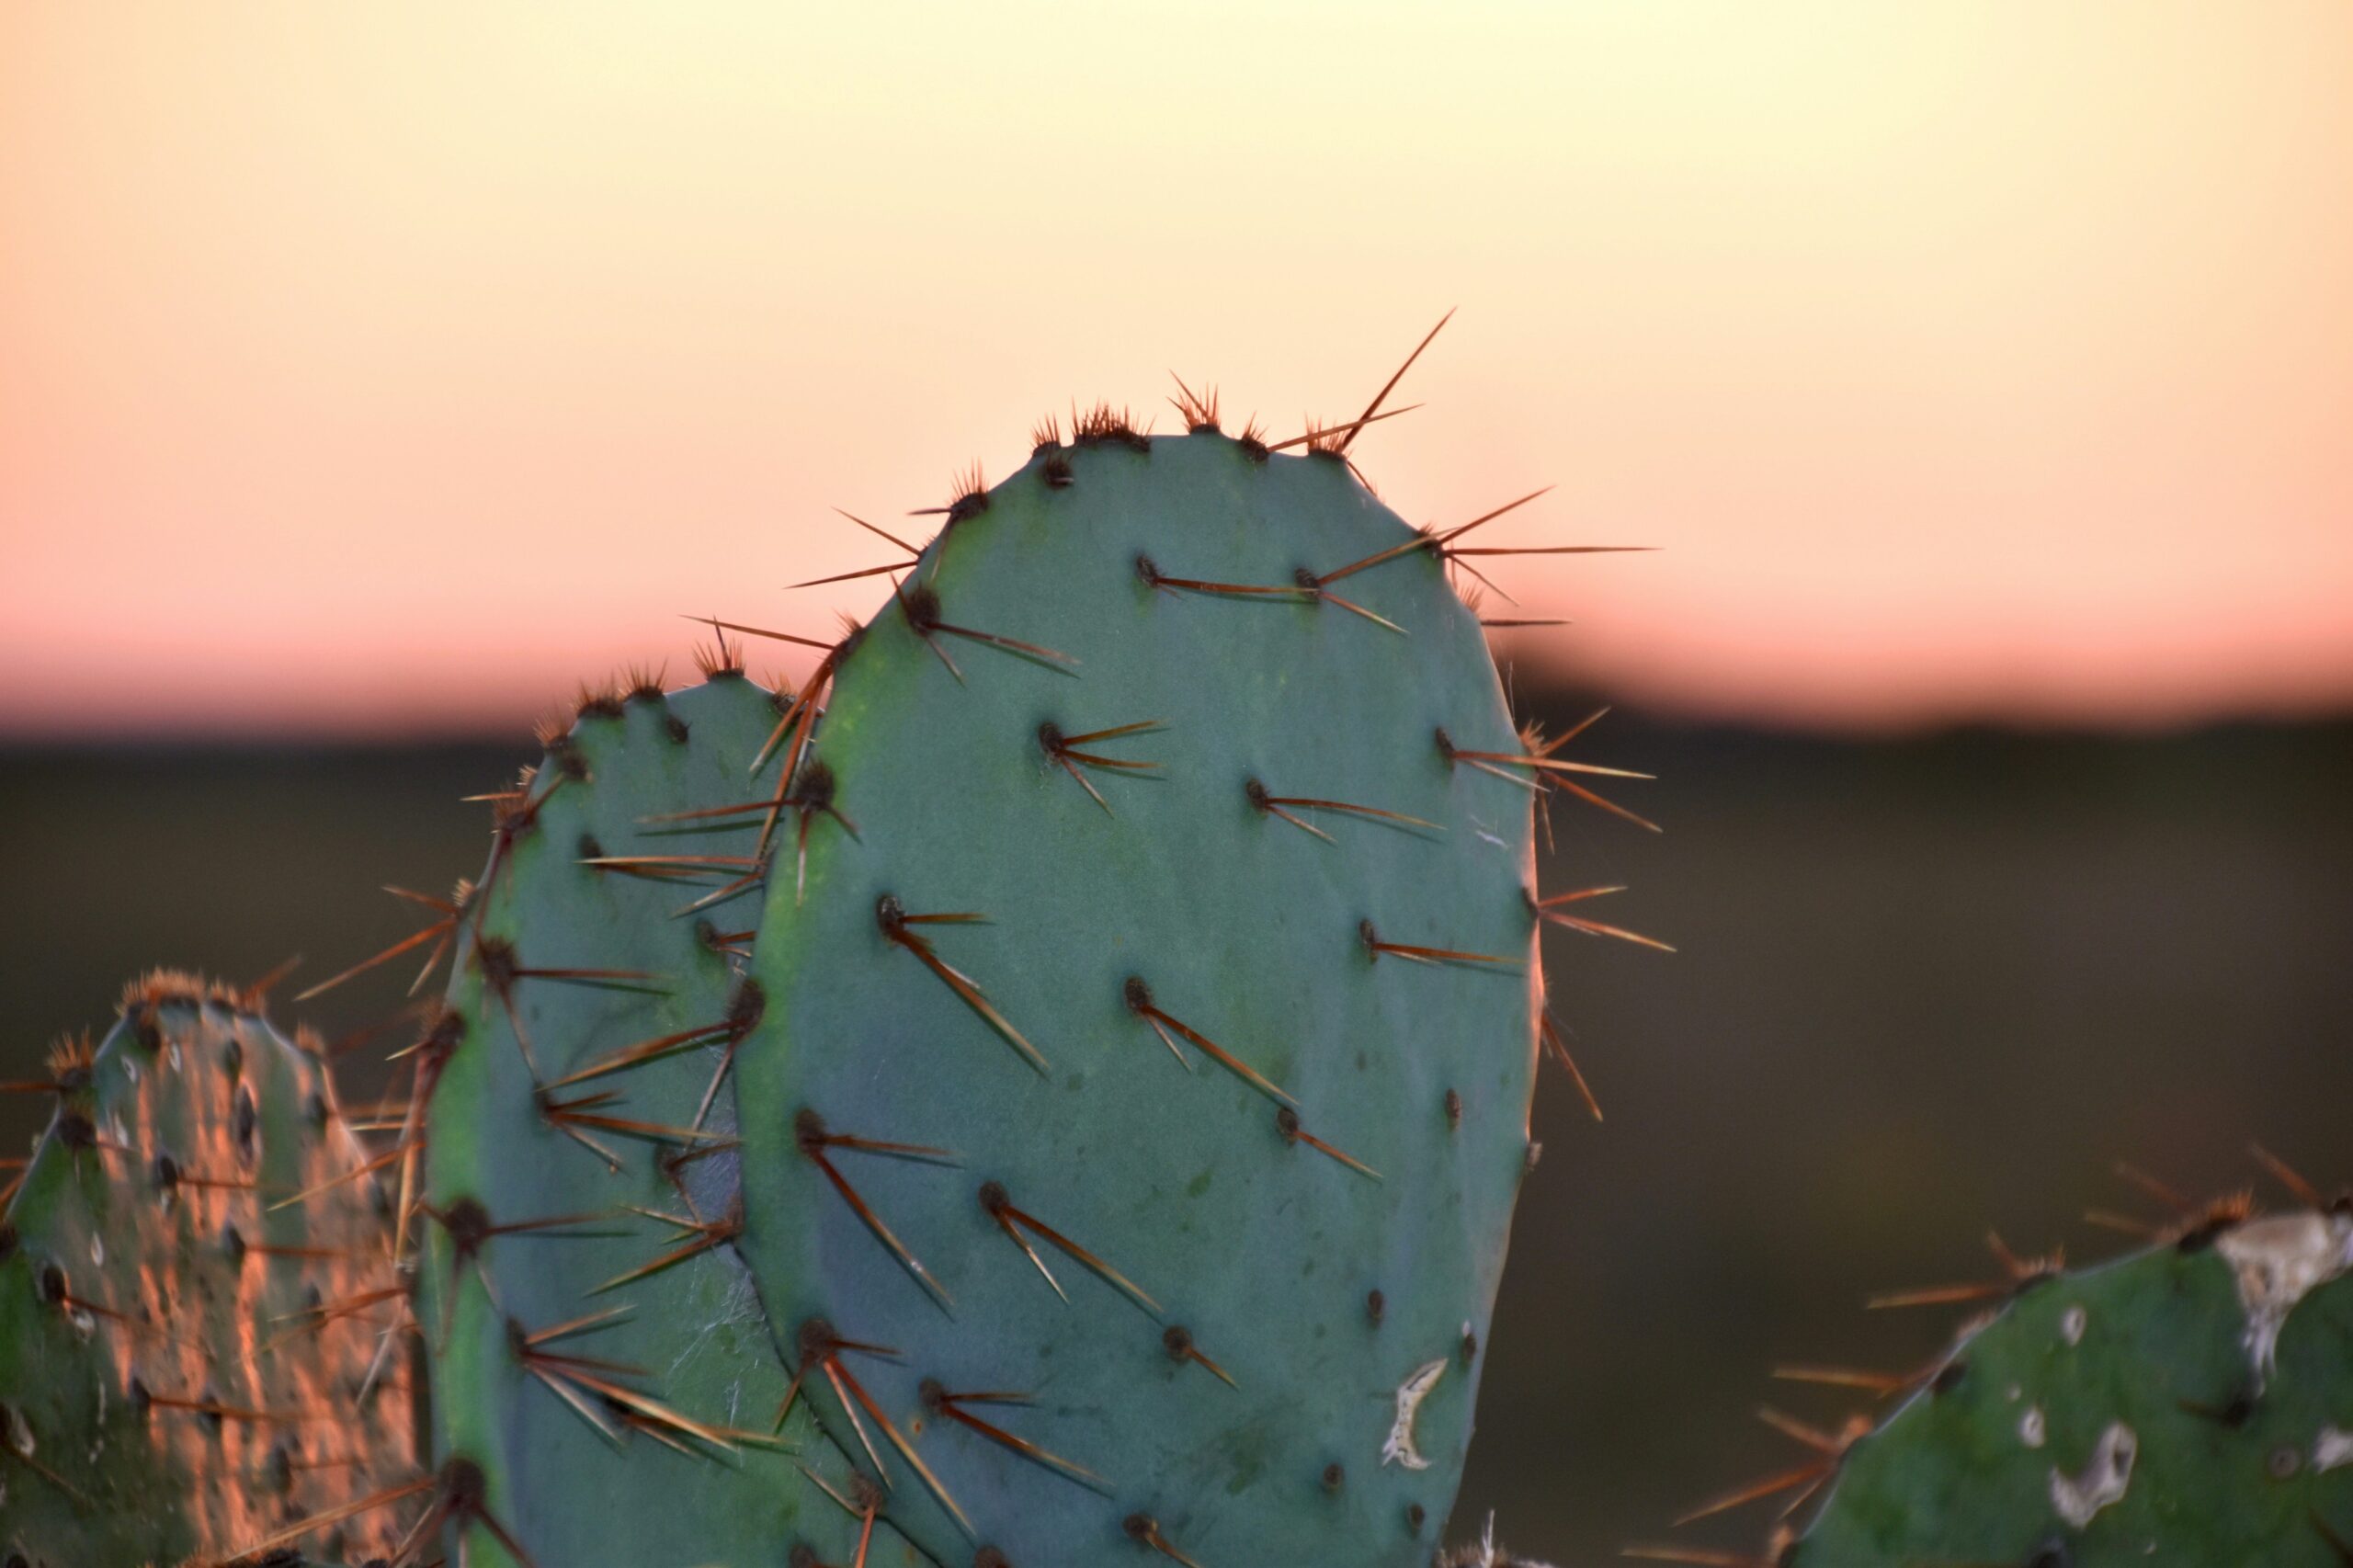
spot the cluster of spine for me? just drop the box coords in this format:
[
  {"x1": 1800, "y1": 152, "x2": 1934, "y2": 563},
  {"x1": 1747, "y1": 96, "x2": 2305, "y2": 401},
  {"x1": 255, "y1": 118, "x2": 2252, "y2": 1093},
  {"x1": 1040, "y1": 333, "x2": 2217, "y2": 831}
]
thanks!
[
  {"x1": 4, "y1": 335, "x2": 1665, "y2": 1567},
  {"x1": 1638, "y1": 1166, "x2": 2353, "y2": 1568},
  {"x1": 0, "y1": 972, "x2": 416, "y2": 1566}
]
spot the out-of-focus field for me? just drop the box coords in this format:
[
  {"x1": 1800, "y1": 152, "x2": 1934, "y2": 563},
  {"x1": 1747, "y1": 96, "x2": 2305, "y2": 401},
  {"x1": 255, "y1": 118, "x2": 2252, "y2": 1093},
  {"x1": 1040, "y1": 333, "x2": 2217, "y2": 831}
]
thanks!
[{"x1": 4, "y1": 701, "x2": 2348, "y2": 1562}]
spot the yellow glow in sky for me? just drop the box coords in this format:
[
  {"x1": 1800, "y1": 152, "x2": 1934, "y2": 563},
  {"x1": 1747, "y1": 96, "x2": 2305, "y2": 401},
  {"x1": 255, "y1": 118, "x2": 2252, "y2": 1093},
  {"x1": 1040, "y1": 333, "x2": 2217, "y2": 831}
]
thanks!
[{"x1": 4, "y1": 2, "x2": 2348, "y2": 733}]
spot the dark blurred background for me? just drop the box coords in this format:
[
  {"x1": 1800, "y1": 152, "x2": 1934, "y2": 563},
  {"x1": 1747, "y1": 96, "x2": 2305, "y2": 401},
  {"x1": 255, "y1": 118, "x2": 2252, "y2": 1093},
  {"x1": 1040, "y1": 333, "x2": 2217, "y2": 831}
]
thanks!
[
  {"x1": 9, "y1": 697, "x2": 2343, "y2": 1553},
  {"x1": 6, "y1": 691, "x2": 2347, "y2": 1562}
]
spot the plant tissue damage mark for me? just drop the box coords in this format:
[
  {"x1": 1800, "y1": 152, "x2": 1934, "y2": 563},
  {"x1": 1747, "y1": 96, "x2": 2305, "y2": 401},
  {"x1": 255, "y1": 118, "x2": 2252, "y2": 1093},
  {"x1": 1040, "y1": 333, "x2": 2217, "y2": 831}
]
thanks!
[
  {"x1": 2018, "y1": 1405, "x2": 2046, "y2": 1449},
  {"x1": 2049, "y1": 1420, "x2": 2136, "y2": 1529},
  {"x1": 1383, "y1": 1358, "x2": 1449, "y2": 1471},
  {"x1": 2214, "y1": 1210, "x2": 2353, "y2": 1381},
  {"x1": 1438, "y1": 1511, "x2": 1562, "y2": 1568}
]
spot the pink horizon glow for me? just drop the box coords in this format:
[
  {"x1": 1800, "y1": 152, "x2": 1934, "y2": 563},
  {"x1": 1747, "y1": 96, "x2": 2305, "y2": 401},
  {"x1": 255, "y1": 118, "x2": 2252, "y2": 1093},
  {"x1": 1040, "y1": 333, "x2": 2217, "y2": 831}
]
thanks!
[{"x1": 5, "y1": 4, "x2": 2349, "y2": 740}]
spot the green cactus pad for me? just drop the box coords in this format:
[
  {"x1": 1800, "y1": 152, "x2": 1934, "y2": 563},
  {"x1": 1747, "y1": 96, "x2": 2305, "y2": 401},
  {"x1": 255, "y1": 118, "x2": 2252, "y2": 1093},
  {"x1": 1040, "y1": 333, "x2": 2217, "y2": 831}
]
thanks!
[
  {"x1": 733, "y1": 431, "x2": 1562, "y2": 1566},
  {"x1": 1787, "y1": 1209, "x2": 2353, "y2": 1566},
  {"x1": 423, "y1": 670, "x2": 924, "y2": 1568},
  {"x1": 0, "y1": 974, "x2": 416, "y2": 1566}
]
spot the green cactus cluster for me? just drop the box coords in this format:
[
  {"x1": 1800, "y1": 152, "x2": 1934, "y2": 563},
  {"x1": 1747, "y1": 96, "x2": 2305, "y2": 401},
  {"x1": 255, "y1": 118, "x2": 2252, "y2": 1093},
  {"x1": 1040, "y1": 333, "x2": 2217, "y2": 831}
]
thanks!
[
  {"x1": 385, "y1": 407, "x2": 1600, "y2": 1568},
  {"x1": 6, "y1": 344, "x2": 1655, "y2": 1567},
  {"x1": 23, "y1": 344, "x2": 2331, "y2": 1568}
]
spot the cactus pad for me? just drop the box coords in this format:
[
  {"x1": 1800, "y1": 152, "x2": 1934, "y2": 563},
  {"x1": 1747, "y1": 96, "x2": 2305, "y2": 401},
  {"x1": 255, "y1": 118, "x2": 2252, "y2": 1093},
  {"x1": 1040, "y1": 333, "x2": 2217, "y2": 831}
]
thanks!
[
  {"x1": 0, "y1": 973, "x2": 415, "y2": 1566},
  {"x1": 1778, "y1": 1208, "x2": 2353, "y2": 1566},
  {"x1": 422, "y1": 669, "x2": 923, "y2": 1567},
  {"x1": 733, "y1": 429, "x2": 1569, "y2": 1565}
]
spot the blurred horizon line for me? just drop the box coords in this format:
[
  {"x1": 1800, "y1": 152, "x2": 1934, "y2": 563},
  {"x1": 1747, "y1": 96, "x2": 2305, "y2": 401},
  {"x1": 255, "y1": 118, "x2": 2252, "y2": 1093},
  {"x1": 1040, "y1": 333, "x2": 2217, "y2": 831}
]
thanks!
[{"x1": 6, "y1": 687, "x2": 2347, "y2": 752}]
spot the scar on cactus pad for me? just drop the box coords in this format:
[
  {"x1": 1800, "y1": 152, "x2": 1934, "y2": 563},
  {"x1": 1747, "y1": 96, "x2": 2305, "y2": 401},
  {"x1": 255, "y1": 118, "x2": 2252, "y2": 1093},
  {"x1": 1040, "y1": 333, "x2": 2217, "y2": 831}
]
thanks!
[
  {"x1": 1633, "y1": 1155, "x2": 2353, "y2": 1568},
  {"x1": 0, "y1": 971, "x2": 418, "y2": 1566}
]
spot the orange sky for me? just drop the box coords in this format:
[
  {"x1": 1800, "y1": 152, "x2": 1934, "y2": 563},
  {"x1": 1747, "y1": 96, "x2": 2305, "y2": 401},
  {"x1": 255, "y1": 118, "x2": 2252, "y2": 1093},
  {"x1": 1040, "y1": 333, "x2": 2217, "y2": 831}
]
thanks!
[{"x1": 4, "y1": 3, "x2": 2348, "y2": 736}]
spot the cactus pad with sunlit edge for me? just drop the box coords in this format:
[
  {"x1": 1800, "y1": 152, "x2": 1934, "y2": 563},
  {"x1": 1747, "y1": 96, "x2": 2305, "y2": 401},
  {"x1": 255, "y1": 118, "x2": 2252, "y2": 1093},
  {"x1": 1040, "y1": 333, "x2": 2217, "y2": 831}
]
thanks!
[
  {"x1": 420, "y1": 668, "x2": 924, "y2": 1567},
  {"x1": 731, "y1": 419, "x2": 1643, "y2": 1566},
  {"x1": 1670, "y1": 1205, "x2": 2353, "y2": 1568},
  {"x1": 0, "y1": 973, "x2": 416, "y2": 1566}
]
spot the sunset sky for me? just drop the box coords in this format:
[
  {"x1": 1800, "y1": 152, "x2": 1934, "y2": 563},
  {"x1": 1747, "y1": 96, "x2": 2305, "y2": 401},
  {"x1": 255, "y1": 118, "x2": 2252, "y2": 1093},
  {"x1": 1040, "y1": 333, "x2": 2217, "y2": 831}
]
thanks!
[{"x1": 4, "y1": 3, "x2": 2348, "y2": 735}]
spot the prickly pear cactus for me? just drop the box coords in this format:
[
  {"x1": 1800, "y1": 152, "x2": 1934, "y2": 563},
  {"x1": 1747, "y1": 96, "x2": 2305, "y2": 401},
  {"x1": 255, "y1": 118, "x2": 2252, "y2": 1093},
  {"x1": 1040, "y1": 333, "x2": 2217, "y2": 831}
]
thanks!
[
  {"x1": 0, "y1": 973, "x2": 415, "y2": 1566},
  {"x1": 5, "y1": 365, "x2": 1636, "y2": 1564},
  {"x1": 733, "y1": 425, "x2": 1569, "y2": 1566},
  {"x1": 1782, "y1": 1209, "x2": 2353, "y2": 1566},
  {"x1": 421, "y1": 667, "x2": 924, "y2": 1566}
]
